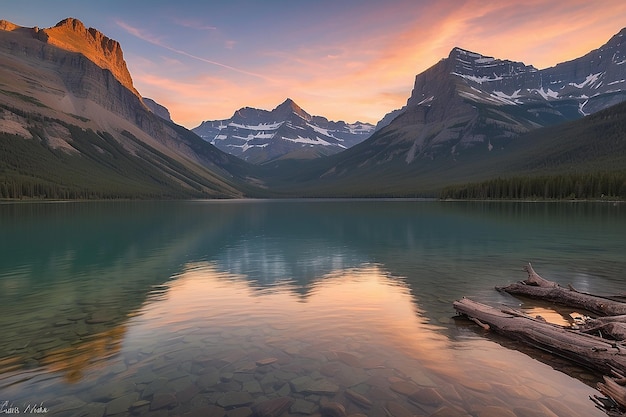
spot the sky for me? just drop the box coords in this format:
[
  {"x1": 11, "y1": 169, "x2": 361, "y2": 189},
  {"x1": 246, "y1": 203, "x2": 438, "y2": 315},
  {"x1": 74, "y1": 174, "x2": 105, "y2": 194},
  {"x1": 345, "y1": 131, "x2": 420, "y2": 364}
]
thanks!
[{"x1": 3, "y1": 0, "x2": 626, "y2": 128}]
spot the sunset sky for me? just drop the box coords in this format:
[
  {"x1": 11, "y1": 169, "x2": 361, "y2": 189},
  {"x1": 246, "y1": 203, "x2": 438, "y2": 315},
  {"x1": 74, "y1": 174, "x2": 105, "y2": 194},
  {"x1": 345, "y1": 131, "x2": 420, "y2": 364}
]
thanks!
[{"x1": 4, "y1": 0, "x2": 626, "y2": 128}]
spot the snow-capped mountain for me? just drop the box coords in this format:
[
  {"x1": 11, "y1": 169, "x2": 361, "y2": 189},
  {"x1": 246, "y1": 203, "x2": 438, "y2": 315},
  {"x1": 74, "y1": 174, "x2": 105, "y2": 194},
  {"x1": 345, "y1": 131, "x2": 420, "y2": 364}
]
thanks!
[
  {"x1": 437, "y1": 31, "x2": 626, "y2": 117},
  {"x1": 345, "y1": 27, "x2": 626, "y2": 167},
  {"x1": 287, "y1": 26, "x2": 626, "y2": 197},
  {"x1": 193, "y1": 99, "x2": 374, "y2": 164}
]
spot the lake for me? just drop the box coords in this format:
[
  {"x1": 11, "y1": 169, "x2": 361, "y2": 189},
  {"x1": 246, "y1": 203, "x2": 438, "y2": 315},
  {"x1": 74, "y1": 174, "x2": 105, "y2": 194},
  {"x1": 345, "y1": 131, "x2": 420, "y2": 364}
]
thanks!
[{"x1": 1, "y1": 200, "x2": 625, "y2": 417}]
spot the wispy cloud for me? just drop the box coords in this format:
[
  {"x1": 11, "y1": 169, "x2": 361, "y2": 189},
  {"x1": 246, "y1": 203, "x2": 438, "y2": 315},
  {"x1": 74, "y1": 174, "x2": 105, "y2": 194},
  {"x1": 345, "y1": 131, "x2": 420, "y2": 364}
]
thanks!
[
  {"x1": 115, "y1": 19, "x2": 270, "y2": 80},
  {"x1": 121, "y1": 0, "x2": 626, "y2": 128},
  {"x1": 172, "y1": 17, "x2": 217, "y2": 31}
]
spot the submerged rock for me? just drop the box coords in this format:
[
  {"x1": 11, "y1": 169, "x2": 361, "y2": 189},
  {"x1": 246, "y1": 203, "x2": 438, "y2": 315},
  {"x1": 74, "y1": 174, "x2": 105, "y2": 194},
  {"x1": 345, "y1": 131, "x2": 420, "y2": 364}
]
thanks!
[
  {"x1": 320, "y1": 402, "x2": 346, "y2": 417},
  {"x1": 385, "y1": 401, "x2": 413, "y2": 417},
  {"x1": 408, "y1": 388, "x2": 444, "y2": 407},
  {"x1": 291, "y1": 375, "x2": 315, "y2": 393},
  {"x1": 150, "y1": 392, "x2": 178, "y2": 410},
  {"x1": 217, "y1": 391, "x2": 254, "y2": 408},
  {"x1": 253, "y1": 397, "x2": 294, "y2": 417},
  {"x1": 305, "y1": 379, "x2": 340, "y2": 395},
  {"x1": 335, "y1": 352, "x2": 362, "y2": 368},
  {"x1": 389, "y1": 380, "x2": 418, "y2": 396},
  {"x1": 344, "y1": 389, "x2": 373, "y2": 408},
  {"x1": 290, "y1": 398, "x2": 317, "y2": 415},
  {"x1": 105, "y1": 393, "x2": 139, "y2": 415}
]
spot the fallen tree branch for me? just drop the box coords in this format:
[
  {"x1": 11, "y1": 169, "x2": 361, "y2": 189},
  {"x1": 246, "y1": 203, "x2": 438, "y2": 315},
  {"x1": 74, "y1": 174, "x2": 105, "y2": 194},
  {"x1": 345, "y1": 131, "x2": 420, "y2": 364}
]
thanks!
[
  {"x1": 583, "y1": 322, "x2": 626, "y2": 341},
  {"x1": 599, "y1": 376, "x2": 626, "y2": 409},
  {"x1": 453, "y1": 297, "x2": 626, "y2": 375},
  {"x1": 455, "y1": 264, "x2": 626, "y2": 416},
  {"x1": 496, "y1": 263, "x2": 626, "y2": 317}
]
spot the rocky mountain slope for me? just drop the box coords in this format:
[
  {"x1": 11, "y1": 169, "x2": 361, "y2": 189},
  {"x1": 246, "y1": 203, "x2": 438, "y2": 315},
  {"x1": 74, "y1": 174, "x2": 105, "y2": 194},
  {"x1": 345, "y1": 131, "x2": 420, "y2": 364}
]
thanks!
[
  {"x1": 260, "y1": 28, "x2": 626, "y2": 197},
  {"x1": 0, "y1": 18, "x2": 259, "y2": 198},
  {"x1": 193, "y1": 99, "x2": 374, "y2": 164},
  {"x1": 338, "y1": 27, "x2": 626, "y2": 168},
  {"x1": 266, "y1": 27, "x2": 626, "y2": 186},
  {"x1": 1, "y1": 17, "x2": 624, "y2": 199},
  {"x1": 143, "y1": 97, "x2": 173, "y2": 122}
]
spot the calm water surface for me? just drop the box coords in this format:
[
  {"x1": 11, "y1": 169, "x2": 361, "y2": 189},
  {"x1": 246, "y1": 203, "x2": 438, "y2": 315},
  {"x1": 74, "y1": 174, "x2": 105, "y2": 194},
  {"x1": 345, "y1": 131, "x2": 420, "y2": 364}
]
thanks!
[{"x1": 1, "y1": 200, "x2": 625, "y2": 416}]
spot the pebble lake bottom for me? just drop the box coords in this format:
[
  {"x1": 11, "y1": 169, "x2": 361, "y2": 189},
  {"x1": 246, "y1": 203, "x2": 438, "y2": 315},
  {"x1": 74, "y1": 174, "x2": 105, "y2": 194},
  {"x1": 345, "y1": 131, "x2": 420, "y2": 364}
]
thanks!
[{"x1": 1, "y1": 199, "x2": 624, "y2": 417}]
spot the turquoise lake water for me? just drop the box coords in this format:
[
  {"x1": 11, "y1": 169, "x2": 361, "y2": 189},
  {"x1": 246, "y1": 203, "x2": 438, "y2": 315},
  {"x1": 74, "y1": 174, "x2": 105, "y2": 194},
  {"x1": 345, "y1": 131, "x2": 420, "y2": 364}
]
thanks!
[{"x1": 1, "y1": 200, "x2": 624, "y2": 416}]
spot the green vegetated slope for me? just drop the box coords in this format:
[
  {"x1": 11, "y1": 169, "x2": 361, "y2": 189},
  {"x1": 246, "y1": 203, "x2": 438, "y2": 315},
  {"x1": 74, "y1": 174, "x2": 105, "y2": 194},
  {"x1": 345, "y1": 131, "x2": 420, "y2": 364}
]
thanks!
[
  {"x1": 439, "y1": 101, "x2": 626, "y2": 199},
  {"x1": 0, "y1": 18, "x2": 267, "y2": 200},
  {"x1": 2, "y1": 17, "x2": 625, "y2": 201},
  {"x1": 3, "y1": 98, "x2": 625, "y2": 200},
  {"x1": 0, "y1": 110, "x2": 244, "y2": 200},
  {"x1": 259, "y1": 100, "x2": 626, "y2": 198}
]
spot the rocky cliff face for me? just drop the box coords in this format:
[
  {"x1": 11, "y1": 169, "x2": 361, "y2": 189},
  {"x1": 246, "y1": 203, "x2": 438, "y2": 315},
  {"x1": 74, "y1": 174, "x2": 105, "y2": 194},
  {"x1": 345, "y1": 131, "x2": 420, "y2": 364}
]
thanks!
[
  {"x1": 0, "y1": 18, "x2": 254, "y2": 196},
  {"x1": 361, "y1": 27, "x2": 626, "y2": 166},
  {"x1": 0, "y1": 18, "x2": 150, "y2": 126},
  {"x1": 37, "y1": 18, "x2": 138, "y2": 96}
]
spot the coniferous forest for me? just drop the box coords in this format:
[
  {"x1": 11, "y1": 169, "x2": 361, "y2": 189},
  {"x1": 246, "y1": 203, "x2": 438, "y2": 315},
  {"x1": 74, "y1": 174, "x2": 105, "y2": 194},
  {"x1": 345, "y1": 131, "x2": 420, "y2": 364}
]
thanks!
[{"x1": 439, "y1": 172, "x2": 626, "y2": 200}]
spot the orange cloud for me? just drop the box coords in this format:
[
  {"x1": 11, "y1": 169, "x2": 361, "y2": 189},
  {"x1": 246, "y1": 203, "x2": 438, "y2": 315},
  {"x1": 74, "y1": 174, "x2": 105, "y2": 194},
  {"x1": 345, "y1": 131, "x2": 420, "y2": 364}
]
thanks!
[{"x1": 127, "y1": 0, "x2": 626, "y2": 128}]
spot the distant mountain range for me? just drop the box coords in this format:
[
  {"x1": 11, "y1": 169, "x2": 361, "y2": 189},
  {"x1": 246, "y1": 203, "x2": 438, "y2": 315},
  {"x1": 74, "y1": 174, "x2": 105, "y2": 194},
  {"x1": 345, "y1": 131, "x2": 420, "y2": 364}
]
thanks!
[
  {"x1": 193, "y1": 99, "x2": 374, "y2": 164},
  {"x1": 257, "y1": 27, "x2": 626, "y2": 196},
  {"x1": 0, "y1": 17, "x2": 624, "y2": 199}
]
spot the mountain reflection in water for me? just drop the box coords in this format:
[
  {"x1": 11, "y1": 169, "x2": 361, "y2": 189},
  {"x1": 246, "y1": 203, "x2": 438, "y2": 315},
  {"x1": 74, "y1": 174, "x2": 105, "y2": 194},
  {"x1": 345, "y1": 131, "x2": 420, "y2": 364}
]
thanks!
[{"x1": 1, "y1": 200, "x2": 622, "y2": 416}]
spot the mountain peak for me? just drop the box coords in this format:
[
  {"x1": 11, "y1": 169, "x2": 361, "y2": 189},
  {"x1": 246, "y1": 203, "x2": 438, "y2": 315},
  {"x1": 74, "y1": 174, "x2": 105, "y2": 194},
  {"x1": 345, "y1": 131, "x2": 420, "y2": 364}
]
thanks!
[
  {"x1": 37, "y1": 18, "x2": 138, "y2": 97},
  {"x1": 0, "y1": 19, "x2": 21, "y2": 32},
  {"x1": 272, "y1": 98, "x2": 312, "y2": 121},
  {"x1": 449, "y1": 47, "x2": 483, "y2": 58},
  {"x1": 54, "y1": 17, "x2": 86, "y2": 32}
]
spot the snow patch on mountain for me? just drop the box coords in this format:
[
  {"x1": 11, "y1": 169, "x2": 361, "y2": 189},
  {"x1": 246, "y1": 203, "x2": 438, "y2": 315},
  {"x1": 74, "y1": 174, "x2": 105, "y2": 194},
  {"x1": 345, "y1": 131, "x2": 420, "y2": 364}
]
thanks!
[
  {"x1": 536, "y1": 87, "x2": 560, "y2": 100},
  {"x1": 569, "y1": 72, "x2": 604, "y2": 89},
  {"x1": 229, "y1": 121, "x2": 284, "y2": 130},
  {"x1": 452, "y1": 72, "x2": 504, "y2": 84}
]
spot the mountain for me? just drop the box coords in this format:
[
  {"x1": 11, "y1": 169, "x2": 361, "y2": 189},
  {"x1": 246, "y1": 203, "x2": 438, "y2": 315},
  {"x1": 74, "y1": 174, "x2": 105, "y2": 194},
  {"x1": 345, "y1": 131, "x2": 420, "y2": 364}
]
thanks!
[
  {"x1": 260, "y1": 29, "x2": 626, "y2": 195},
  {"x1": 1, "y1": 17, "x2": 624, "y2": 200},
  {"x1": 260, "y1": 93, "x2": 626, "y2": 198},
  {"x1": 341, "y1": 28, "x2": 626, "y2": 167},
  {"x1": 193, "y1": 98, "x2": 374, "y2": 164},
  {"x1": 0, "y1": 18, "x2": 260, "y2": 199},
  {"x1": 260, "y1": 29, "x2": 626, "y2": 197}
]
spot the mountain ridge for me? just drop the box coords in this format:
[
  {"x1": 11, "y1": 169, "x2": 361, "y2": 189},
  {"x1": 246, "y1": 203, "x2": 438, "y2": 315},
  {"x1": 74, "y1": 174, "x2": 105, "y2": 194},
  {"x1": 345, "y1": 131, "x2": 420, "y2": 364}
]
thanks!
[
  {"x1": 255, "y1": 27, "x2": 626, "y2": 197},
  {"x1": 318, "y1": 26, "x2": 626, "y2": 172},
  {"x1": 0, "y1": 18, "x2": 139, "y2": 98},
  {"x1": 0, "y1": 17, "x2": 264, "y2": 199},
  {"x1": 193, "y1": 98, "x2": 374, "y2": 164},
  {"x1": 1, "y1": 17, "x2": 625, "y2": 199}
]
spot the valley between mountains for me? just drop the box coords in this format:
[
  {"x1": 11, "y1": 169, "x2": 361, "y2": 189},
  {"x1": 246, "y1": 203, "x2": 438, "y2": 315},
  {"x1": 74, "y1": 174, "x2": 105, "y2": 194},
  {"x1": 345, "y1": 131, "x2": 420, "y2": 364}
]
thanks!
[{"x1": 1, "y1": 18, "x2": 625, "y2": 199}]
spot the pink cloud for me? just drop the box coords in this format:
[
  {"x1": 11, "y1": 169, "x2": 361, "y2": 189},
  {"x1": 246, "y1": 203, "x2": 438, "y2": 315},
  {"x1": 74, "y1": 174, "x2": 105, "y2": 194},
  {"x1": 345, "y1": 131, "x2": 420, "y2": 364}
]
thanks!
[
  {"x1": 125, "y1": 1, "x2": 626, "y2": 128},
  {"x1": 116, "y1": 19, "x2": 269, "y2": 80}
]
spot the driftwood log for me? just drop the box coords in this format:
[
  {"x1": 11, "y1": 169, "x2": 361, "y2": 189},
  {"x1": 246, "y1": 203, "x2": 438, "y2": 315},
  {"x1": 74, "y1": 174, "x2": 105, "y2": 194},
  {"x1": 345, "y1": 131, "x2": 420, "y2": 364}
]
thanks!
[
  {"x1": 454, "y1": 264, "x2": 626, "y2": 415},
  {"x1": 583, "y1": 316, "x2": 626, "y2": 341},
  {"x1": 453, "y1": 297, "x2": 626, "y2": 375},
  {"x1": 496, "y1": 263, "x2": 626, "y2": 317}
]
